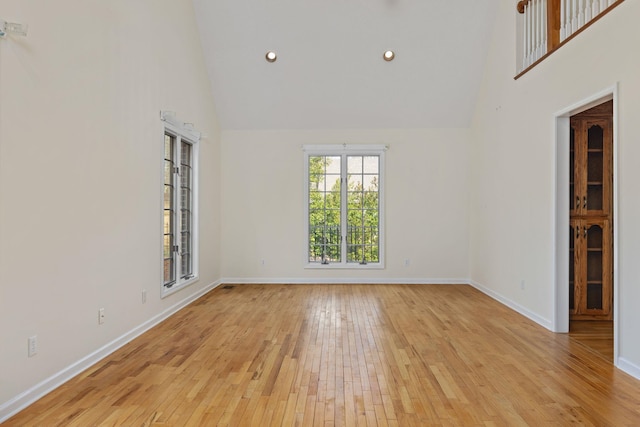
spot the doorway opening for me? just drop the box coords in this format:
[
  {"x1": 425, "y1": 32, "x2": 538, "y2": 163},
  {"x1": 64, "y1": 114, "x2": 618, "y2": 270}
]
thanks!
[
  {"x1": 568, "y1": 100, "x2": 613, "y2": 362},
  {"x1": 554, "y1": 87, "x2": 618, "y2": 365}
]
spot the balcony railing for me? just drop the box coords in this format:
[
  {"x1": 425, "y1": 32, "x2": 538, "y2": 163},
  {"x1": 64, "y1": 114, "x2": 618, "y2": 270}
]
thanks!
[
  {"x1": 516, "y1": 0, "x2": 624, "y2": 77},
  {"x1": 309, "y1": 225, "x2": 379, "y2": 264}
]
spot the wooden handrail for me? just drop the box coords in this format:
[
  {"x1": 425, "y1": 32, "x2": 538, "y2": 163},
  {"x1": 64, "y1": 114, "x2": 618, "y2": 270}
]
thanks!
[
  {"x1": 515, "y1": 0, "x2": 625, "y2": 79},
  {"x1": 517, "y1": 1, "x2": 530, "y2": 14}
]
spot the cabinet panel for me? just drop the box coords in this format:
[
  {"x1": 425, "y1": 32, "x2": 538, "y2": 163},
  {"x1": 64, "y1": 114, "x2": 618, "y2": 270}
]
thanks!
[
  {"x1": 570, "y1": 219, "x2": 612, "y2": 320},
  {"x1": 586, "y1": 123, "x2": 606, "y2": 212},
  {"x1": 570, "y1": 117, "x2": 612, "y2": 217},
  {"x1": 586, "y1": 223, "x2": 604, "y2": 311}
]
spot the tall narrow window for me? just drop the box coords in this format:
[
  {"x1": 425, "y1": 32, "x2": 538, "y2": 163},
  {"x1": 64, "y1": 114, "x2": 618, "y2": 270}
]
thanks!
[
  {"x1": 180, "y1": 141, "x2": 193, "y2": 279},
  {"x1": 161, "y1": 111, "x2": 199, "y2": 295},
  {"x1": 164, "y1": 134, "x2": 177, "y2": 286},
  {"x1": 304, "y1": 145, "x2": 386, "y2": 268}
]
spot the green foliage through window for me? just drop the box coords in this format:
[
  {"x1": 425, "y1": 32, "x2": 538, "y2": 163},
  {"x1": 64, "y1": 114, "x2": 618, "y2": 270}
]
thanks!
[{"x1": 308, "y1": 154, "x2": 380, "y2": 264}]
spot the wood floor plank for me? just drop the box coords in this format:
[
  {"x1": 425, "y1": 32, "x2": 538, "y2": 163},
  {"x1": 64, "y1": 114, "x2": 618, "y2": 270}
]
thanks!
[{"x1": 3, "y1": 284, "x2": 640, "y2": 426}]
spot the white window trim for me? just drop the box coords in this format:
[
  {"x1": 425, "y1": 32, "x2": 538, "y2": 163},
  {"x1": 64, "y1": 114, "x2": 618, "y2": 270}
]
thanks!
[
  {"x1": 303, "y1": 144, "x2": 387, "y2": 269},
  {"x1": 160, "y1": 111, "x2": 200, "y2": 298}
]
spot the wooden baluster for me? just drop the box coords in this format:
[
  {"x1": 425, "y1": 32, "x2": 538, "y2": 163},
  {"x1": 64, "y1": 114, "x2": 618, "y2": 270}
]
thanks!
[
  {"x1": 537, "y1": 0, "x2": 542, "y2": 60},
  {"x1": 548, "y1": 0, "x2": 561, "y2": 50},
  {"x1": 578, "y1": 0, "x2": 585, "y2": 28},
  {"x1": 539, "y1": 0, "x2": 544, "y2": 57},
  {"x1": 523, "y1": 2, "x2": 529, "y2": 68},
  {"x1": 567, "y1": 0, "x2": 572, "y2": 40},
  {"x1": 527, "y1": 0, "x2": 532, "y2": 62},
  {"x1": 527, "y1": 2, "x2": 533, "y2": 65},
  {"x1": 523, "y1": 2, "x2": 528, "y2": 67},
  {"x1": 564, "y1": 0, "x2": 572, "y2": 39},
  {"x1": 529, "y1": 0, "x2": 535, "y2": 62},
  {"x1": 585, "y1": 0, "x2": 592, "y2": 22},
  {"x1": 531, "y1": 0, "x2": 538, "y2": 62},
  {"x1": 540, "y1": 0, "x2": 550, "y2": 55},
  {"x1": 591, "y1": 0, "x2": 599, "y2": 20},
  {"x1": 560, "y1": 0, "x2": 566, "y2": 41},
  {"x1": 568, "y1": 0, "x2": 574, "y2": 38}
]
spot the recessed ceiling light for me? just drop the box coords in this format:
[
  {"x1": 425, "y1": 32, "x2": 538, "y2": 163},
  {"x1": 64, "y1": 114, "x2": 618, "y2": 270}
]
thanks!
[
  {"x1": 383, "y1": 50, "x2": 395, "y2": 61},
  {"x1": 265, "y1": 51, "x2": 277, "y2": 62}
]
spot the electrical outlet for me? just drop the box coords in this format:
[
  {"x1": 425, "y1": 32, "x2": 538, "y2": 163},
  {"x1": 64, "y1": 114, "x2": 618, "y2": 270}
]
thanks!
[
  {"x1": 98, "y1": 308, "x2": 105, "y2": 324},
  {"x1": 520, "y1": 280, "x2": 526, "y2": 290},
  {"x1": 28, "y1": 336, "x2": 37, "y2": 357},
  {"x1": 404, "y1": 259, "x2": 411, "y2": 267},
  {"x1": 142, "y1": 289, "x2": 147, "y2": 304}
]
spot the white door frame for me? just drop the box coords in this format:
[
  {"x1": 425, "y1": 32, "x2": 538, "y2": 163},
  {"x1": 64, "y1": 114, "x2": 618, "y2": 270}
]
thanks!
[{"x1": 553, "y1": 84, "x2": 619, "y2": 365}]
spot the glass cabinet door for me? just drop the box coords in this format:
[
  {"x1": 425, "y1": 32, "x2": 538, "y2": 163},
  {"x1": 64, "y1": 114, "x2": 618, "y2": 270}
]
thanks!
[
  {"x1": 586, "y1": 124, "x2": 604, "y2": 213},
  {"x1": 585, "y1": 223, "x2": 604, "y2": 311}
]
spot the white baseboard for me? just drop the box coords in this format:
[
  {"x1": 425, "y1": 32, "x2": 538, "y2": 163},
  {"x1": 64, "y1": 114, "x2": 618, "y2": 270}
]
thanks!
[
  {"x1": 219, "y1": 277, "x2": 470, "y2": 285},
  {"x1": 469, "y1": 280, "x2": 554, "y2": 330},
  {"x1": 221, "y1": 278, "x2": 552, "y2": 331},
  {"x1": 0, "y1": 280, "x2": 222, "y2": 423},
  {"x1": 617, "y1": 357, "x2": 640, "y2": 381},
  {"x1": 469, "y1": 281, "x2": 640, "y2": 382}
]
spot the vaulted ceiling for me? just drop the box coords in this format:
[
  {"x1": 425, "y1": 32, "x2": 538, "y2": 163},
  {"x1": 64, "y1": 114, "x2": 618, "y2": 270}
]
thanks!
[{"x1": 192, "y1": 0, "x2": 499, "y2": 130}]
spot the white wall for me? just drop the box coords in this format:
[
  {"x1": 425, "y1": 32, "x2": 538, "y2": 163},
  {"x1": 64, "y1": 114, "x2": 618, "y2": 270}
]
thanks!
[
  {"x1": 221, "y1": 129, "x2": 470, "y2": 283},
  {"x1": 470, "y1": 0, "x2": 640, "y2": 375},
  {"x1": 0, "y1": 0, "x2": 221, "y2": 415}
]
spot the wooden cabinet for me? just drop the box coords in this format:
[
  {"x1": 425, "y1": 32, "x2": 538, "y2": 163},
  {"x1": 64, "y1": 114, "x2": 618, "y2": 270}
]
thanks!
[
  {"x1": 570, "y1": 114, "x2": 612, "y2": 218},
  {"x1": 569, "y1": 218, "x2": 612, "y2": 319},
  {"x1": 569, "y1": 101, "x2": 613, "y2": 320}
]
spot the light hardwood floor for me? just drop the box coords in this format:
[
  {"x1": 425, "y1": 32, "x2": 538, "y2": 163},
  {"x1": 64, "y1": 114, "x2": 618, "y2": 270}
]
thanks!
[
  {"x1": 569, "y1": 320, "x2": 614, "y2": 362},
  {"x1": 4, "y1": 284, "x2": 640, "y2": 426}
]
